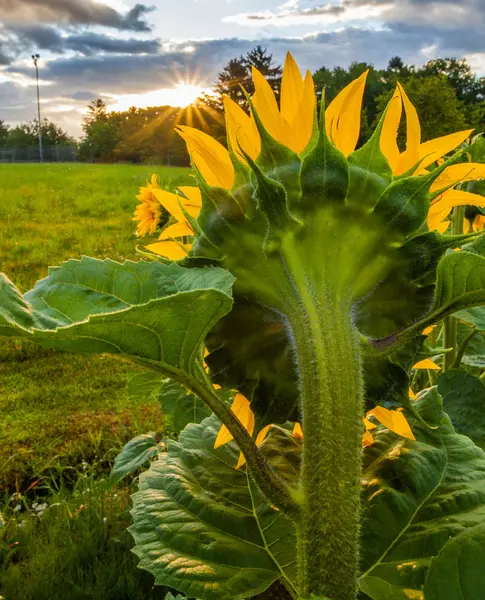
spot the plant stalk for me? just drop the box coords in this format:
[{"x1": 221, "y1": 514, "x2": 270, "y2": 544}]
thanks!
[
  {"x1": 145, "y1": 359, "x2": 301, "y2": 518},
  {"x1": 284, "y1": 247, "x2": 365, "y2": 600},
  {"x1": 443, "y1": 205, "x2": 466, "y2": 371}
]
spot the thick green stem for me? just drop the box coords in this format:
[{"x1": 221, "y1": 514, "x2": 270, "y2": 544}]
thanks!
[
  {"x1": 283, "y1": 248, "x2": 365, "y2": 600},
  {"x1": 443, "y1": 205, "x2": 466, "y2": 370}
]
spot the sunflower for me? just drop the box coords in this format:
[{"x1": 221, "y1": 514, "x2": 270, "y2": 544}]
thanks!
[
  {"x1": 132, "y1": 174, "x2": 165, "y2": 237},
  {"x1": 143, "y1": 52, "x2": 485, "y2": 259}
]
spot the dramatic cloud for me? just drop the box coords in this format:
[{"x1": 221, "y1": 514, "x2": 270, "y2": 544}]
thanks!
[
  {"x1": 0, "y1": 0, "x2": 154, "y2": 31},
  {"x1": 10, "y1": 25, "x2": 160, "y2": 56}
]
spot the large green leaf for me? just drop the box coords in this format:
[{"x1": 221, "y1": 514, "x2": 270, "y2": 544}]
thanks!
[
  {"x1": 423, "y1": 523, "x2": 485, "y2": 600},
  {"x1": 359, "y1": 388, "x2": 485, "y2": 599},
  {"x1": 0, "y1": 257, "x2": 234, "y2": 377},
  {"x1": 129, "y1": 415, "x2": 298, "y2": 600},
  {"x1": 437, "y1": 369, "x2": 485, "y2": 449},
  {"x1": 110, "y1": 432, "x2": 164, "y2": 484}
]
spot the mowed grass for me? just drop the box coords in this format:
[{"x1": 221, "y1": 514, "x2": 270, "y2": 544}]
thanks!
[{"x1": 0, "y1": 163, "x2": 193, "y2": 490}]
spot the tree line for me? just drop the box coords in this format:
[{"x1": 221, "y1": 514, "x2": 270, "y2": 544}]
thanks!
[{"x1": 1, "y1": 46, "x2": 485, "y2": 164}]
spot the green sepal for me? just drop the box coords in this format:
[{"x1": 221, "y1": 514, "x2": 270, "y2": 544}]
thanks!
[
  {"x1": 299, "y1": 105, "x2": 349, "y2": 212},
  {"x1": 347, "y1": 109, "x2": 393, "y2": 209}
]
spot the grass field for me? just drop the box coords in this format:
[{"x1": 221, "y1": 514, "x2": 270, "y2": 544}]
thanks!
[{"x1": 0, "y1": 163, "x2": 193, "y2": 490}]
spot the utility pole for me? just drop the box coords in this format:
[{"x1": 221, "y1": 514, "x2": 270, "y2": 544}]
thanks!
[{"x1": 32, "y1": 54, "x2": 43, "y2": 163}]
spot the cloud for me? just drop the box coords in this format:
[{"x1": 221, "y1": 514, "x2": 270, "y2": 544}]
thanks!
[
  {"x1": 10, "y1": 25, "x2": 161, "y2": 56},
  {"x1": 0, "y1": 0, "x2": 154, "y2": 31},
  {"x1": 224, "y1": 0, "x2": 387, "y2": 26}
]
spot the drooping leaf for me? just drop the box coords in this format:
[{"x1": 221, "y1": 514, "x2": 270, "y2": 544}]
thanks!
[
  {"x1": 423, "y1": 523, "x2": 485, "y2": 600},
  {"x1": 359, "y1": 388, "x2": 485, "y2": 599},
  {"x1": 0, "y1": 258, "x2": 234, "y2": 378},
  {"x1": 437, "y1": 369, "x2": 485, "y2": 449},
  {"x1": 110, "y1": 433, "x2": 164, "y2": 484},
  {"x1": 129, "y1": 415, "x2": 298, "y2": 600}
]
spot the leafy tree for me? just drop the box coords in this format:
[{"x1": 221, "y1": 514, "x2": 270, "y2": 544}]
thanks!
[
  {"x1": 209, "y1": 45, "x2": 283, "y2": 113},
  {"x1": 6, "y1": 119, "x2": 73, "y2": 147}
]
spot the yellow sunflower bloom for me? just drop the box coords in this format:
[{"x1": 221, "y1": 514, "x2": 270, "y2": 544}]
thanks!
[
  {"x1": 144, "y1": 186, "x2": 202, "y2": 260},
  {"x1": 132, "y1": 174, "x2": 164, "y2": 237}
]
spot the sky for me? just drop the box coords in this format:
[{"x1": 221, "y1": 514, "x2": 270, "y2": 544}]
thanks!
[{"x1": 1, "y1": 0, "x2": 485, "y2": 137}]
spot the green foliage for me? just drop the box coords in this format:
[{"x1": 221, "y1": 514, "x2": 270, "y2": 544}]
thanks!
[
  {"x1": 437, "y1": 369, "x2": 485, "y2": 448},
  {"x1": 5, "y1": 118, "x2": 75, "y2": 147},
  {"x1": 110, "y1": 432, "x2": 164, "y2": 484},
  {"x1": 129, "y1": 415, "x2": 298, "y2": 600},
  {"x1": 423, "y1": 523, "x2": 485, "y2": 600},
  {"x1": 359, "y1": 389, "x2": 485, "y2": 599},
  {"x1": 0, "y1": 477, "x2": 169, "y2": 600}
]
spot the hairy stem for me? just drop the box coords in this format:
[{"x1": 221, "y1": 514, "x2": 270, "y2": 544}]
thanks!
[{"x1": 283, "y1": 247, "x2": 364, "y2": 600}]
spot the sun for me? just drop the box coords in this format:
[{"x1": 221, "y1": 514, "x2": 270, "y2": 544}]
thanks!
[{"x1": 105, "y1": 81, "x2": 210, "y2": 112}]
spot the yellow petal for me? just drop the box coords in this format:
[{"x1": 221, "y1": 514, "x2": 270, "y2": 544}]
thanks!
[
  {"x1": 255, "y1": 425, "x2": 272, "y2": 447},
  {"x1": 380, "y1": 87, "x2": 402, "y2": 173},
  {"x1": 293, "y1": 422, "x2": 303, "y2": 439},
  {"x1": 422, "y1": 325, "x2": 437, "y2": 336},
  {"x1": 291, "y1": 70, "x2": 316, "y2": 155},
  {"x1": 395, "y1": 83, "x2": 421, "y2": 175},
  {"x1": 418, "y1": 129, "x2": 474, "y2": 170},
  {"x1": 223, "y1": 95, "x2": 260, "y2": 161},
  {"x1": 178, "y1": 186, "x2": 202, "y2": 206},
  {"x1": 177, "y1": 125, "x2": 234, "y2": 189},
  {"x1": 434, "y1": 219, "x2": 450, "y2": 234},
  {"x1": 362, "y1": 430, "x2": 375, "y2": 447},
  {"x1": 367, "y1": 406, "x2": 416, "y2": 441},
  {"x1": 412, "y1": 358, "x2": 441, "y2": 370},
  {"x1": 214, "y1": 393, "x2": 254, "y2": 449},
  {"x1": 325, "y1": 70, "x2": 368, "y2": 156},
  {"x1": 281, "y1": 52, "x2": 305, "y2": 130},
  {"x1": 145, "y1": 241, "x2": 191, "y2": 260},
  {"x1": 431, "y1": 163, "x2": 485, "y2": 192},
  {"x1": 236, "y1": 452, "x2": 246, "y2": 469},
  {"x1": 409, "y1": 388, "x2": 417, "y2": 400},
  {"x1": 153, "y1": 189, "x2": 186, "y2": 223},
  {"x1": 363, "y1": 417, "x2": 377, "y2": 431},
  {"x1": 432, "y1": 189, "x2": 485, "y2": 212},
  {"x1": 252, "y1": 66, "x2": 289, "y2": 145},
  {"x1": 158, "y1": 221, "x2": 193, "y2": 240},
  {"x1": 473, "y1": 214, "x2": 485, "y2": 231}
]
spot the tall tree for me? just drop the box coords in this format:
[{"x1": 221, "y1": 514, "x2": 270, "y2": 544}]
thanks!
[{"x1": 211, "y1": 45, "x2": 283, "y2": 112}]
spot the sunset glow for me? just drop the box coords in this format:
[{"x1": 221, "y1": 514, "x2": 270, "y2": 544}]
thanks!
[{"x1": 105, "y1": 81, "x2": 210, "y2": 112}]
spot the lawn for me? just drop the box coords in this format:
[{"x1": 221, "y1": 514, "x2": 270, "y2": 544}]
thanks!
[{"x1": 0, "y1": 162, "x2": 193, "y2": 491}]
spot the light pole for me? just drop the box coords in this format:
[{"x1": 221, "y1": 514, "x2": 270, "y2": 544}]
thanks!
[{"x1": 32, "y1": 54, "x2": 43, "y2": 163}]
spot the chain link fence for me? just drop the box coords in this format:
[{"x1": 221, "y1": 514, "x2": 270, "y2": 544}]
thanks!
[{"x1": 0, "y1": 145, "x2": 78, "y2": 163}]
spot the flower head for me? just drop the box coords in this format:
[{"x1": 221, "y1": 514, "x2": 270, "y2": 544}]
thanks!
[{"x1": 132, "y1": 174, "x2": 165, "y2": 237}]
